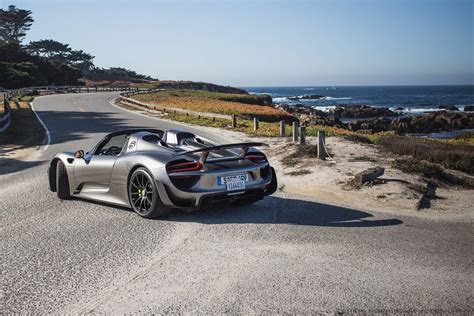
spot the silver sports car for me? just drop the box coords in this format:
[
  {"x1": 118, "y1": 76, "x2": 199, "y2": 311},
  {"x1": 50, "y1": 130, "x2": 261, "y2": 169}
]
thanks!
[{"x1": 48, "y1": 128, "x2": 277, "y2": 218}]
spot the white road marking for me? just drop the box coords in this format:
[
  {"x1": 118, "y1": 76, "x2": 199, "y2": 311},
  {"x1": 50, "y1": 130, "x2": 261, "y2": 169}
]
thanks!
[{"x1": 30, "y1": 100, "x2": 51, "y2": 151}]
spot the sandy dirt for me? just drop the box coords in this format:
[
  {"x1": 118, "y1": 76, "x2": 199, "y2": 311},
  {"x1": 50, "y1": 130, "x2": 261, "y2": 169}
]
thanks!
[{"x1": 183, "y1": 123, "x2": 474, "y2": 221}]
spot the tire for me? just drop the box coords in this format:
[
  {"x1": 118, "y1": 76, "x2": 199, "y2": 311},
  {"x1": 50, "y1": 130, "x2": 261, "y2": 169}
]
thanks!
[
  {"x1": 128, "y1": 168, "x2": 171, "y2": 219},
  {"x1": 264, "y1": 167, "x2": 278, "y2": 196},
  {"x1": 56, "y1": 160, "x2": 71, "y2": 200}
]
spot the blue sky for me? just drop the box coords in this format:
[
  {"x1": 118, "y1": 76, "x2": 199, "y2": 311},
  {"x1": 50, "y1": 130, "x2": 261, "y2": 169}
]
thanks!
[{"x1": 3, "y1": 0, "x2": 473, "y2": 86}]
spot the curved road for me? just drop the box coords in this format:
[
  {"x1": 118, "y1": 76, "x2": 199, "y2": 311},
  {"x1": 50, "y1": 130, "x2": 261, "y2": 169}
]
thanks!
[{"x1": 1, "y1": 93, "x2": 472, "y2": 313}]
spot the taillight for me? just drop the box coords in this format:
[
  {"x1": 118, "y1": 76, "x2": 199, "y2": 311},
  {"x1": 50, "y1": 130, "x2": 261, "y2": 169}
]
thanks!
[
  {"x1": 245, "y1": 154, "x2": 267, "y2": 163},
  {"x1": 166, "y1": 161, "x2": 202, "y2": 173}
]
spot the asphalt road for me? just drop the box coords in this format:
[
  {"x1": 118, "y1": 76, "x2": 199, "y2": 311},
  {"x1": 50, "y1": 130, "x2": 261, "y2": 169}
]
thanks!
[{"x1": 1, "y1": 93, "x2": 473, "y2": 313}]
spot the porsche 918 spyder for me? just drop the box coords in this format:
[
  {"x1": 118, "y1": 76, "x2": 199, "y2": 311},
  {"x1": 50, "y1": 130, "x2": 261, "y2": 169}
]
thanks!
[{"x1": 48, "y1": 128, "x2": 277, "y2": 218}]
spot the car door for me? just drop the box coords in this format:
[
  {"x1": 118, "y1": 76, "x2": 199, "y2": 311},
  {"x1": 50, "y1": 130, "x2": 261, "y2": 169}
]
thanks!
[{"x1": 73, "y1": 134, "x2": 128, "y2": 190}]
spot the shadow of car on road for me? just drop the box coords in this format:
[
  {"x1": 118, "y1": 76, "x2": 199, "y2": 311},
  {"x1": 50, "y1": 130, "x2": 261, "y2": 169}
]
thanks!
[
  {"x1": 0, "y1": 157, "x2": 45, "y2": 176},
  {"x1": 167, "y1": 196, "x2": 403, "y2": 227}
]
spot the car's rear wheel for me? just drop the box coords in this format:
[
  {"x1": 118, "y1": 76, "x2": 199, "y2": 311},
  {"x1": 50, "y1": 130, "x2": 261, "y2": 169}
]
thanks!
[
  {"x1": 264, "y1": 167, "x2": 278, "y2": 196},
  {"x1": 56, "y1": 160, "x2": 71, "y2": 200},
  {"x1": 128, "y1": 168, "x2": 171, "y2": 219}
]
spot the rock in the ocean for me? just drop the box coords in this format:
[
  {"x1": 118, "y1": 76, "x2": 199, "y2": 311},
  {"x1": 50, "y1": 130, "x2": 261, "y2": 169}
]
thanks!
[
  {"x1": 464, "y1": 105, "x2": 474, "y2": 112},
  {"x1": 329, "y1": 105, "x2": 397, "y2": 119}
]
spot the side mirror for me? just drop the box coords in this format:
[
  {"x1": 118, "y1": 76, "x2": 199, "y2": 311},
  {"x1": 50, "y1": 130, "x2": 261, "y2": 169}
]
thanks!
[{"x1": 74, "y1": 150, "x2": 84, "y2": 159}]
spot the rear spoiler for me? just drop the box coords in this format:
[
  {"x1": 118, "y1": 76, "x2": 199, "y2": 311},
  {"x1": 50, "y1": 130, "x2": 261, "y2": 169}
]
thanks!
[{"x1": 172, "y1": 142, "x2": 268, "y2": 163}]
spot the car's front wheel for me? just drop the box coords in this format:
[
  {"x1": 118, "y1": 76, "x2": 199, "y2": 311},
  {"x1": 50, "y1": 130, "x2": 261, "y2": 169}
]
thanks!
[
  {"x1": 56, "y1": 160, "x2": 71, "y2": 200},
  {"x1": 128, "y1": 168, "x2": 171, "y2": 219}
]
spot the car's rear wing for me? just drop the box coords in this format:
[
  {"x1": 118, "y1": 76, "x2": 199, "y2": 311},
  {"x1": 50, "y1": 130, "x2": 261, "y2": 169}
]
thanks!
[{"x1": 172, "y1": 142, "x2": 268, "y2": 163}]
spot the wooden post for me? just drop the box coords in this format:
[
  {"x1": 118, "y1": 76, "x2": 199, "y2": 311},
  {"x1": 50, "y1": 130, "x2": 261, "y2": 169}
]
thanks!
[
  {"x1": 212, "y1": 117, "x2": 216, "y2": 123},
  {"x1": 253, "y1": 117, "x2": 259, "y2": 131},
  {"x1": 317, "y1": 131, "x2": 326, "y2": 159},
  {"x1": 231, "y1": 114, "x2": 236, "y2": 128},
  {"x1": 292, "y1": 121, "x2": 299, "y2": 142},
  {"x1": 299, "y1": 126, "x2": 306, "y2": 145},
  {"x1": 279, "y1": 120, "x2": 285, "y2": 137}
]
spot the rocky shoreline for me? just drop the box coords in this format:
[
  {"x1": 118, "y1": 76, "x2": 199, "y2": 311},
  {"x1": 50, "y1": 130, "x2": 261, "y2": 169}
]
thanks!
[{"x1": 273, "y1": 103, "x2": 474, "y2": 135}]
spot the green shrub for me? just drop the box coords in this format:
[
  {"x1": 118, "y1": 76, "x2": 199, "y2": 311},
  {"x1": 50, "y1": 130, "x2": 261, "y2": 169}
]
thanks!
[
  {"x1": 378, "y1": 135, "x2": 474, "y2": 174},
  {"x1": 392, "y1": 158, "x2": 444, "y2": 178}
]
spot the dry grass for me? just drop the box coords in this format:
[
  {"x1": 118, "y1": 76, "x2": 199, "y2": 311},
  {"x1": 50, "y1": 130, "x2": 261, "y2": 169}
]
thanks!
[
  {"x1": 286, "y1": 169, "x2": 312, "y2": 176},
  {"x1": 378, "y1": 135, "x2": 474, "y2": 174},
  {"x1": 282, "y1": 144, "x2": 320, "y2": 167},
  {"x1": 444, "y1": 132, "x2": 474, "y2": 145},
  {"x1": 131, "y1": 90, "x2": 293, "y2": 122}
]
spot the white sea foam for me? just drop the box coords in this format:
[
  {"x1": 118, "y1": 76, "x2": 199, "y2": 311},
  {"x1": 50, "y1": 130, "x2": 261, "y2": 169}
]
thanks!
[
  {"x1": 322, "y1": 96, "x2": 351, "y2": 100},
  {"x1": 273, "y1": 97, "x2": 289, "y2": 102},
  {"x1": 402, "y1": 108, "x2": 443, "y2": 113},
  {"x1": 312, "y1": 105, "x2": 336, "y2": 112}
]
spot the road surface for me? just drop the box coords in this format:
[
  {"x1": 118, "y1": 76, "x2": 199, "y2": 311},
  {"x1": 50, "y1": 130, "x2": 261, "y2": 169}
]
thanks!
[{"x1": 1, "y1": 93, "x2": 472, "y2": 313}]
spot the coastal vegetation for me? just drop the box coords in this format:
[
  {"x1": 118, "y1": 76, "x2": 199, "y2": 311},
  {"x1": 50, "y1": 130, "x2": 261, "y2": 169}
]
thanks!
[
  {"x1": 130, "y1": 90, "x2": 291, "y2": 122},
  {"x1": 378, "y1": 135, "x2": 473, "y2": 174}
]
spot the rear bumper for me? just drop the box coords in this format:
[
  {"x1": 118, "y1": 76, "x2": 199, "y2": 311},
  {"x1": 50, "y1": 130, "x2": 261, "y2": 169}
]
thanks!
[
  {"x1": 156, "y1": 180, "x2": 271, "y2": 211},
  {"x1": 155, "y1": 168, "x2": 275, "y2": 210}
]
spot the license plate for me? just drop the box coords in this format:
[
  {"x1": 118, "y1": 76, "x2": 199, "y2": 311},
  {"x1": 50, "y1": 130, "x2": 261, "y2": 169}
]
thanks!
[
  {"x1": 218, "y1": 174, "x2": 248, "y2": 191},
  {"x1": 226, "y1": 180, "x2": 245, "y2": 191}
]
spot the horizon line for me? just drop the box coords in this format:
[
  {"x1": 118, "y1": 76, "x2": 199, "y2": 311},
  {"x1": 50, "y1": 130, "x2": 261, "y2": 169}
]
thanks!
[{"x1": 238, "y1": 83, "x2": 474, "y2": 88}]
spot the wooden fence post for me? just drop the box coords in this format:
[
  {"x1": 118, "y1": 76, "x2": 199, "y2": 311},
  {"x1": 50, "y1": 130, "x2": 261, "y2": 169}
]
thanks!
[
  {"x1": 292, "y1": 121, "x2": 299, "y2": 142},
  {"x1": 299, "y1": 126, "x2": 306, "y2": 145},
  {"x1": 253, "y1": 117, "x2": 259, "y2": 131},
  {"x1": 317, "y1": 131, "x2": 326, "y2": 159},
  {"x1": 279, "y1": 120, "x2": 285, "y2": 137},
  {"x1": 232, "y1": 114, "x2": 236, "y2": 128}
]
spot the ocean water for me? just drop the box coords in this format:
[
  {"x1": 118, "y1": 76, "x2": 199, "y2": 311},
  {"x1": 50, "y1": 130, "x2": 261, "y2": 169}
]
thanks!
[{"x1": 243, "y1": 85, "x2": 474, "y2": 113}]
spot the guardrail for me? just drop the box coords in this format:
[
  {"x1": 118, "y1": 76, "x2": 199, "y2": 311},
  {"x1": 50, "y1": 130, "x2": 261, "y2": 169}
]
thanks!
[
  {"x1": 0, "y1": 98, "x2": 12, "y2": 133},
  {"x1": 6, "y1": 85, "x2": 138, "y2": 97},
  {"x1": 0, "y1": 85, "x2": 143, "y2": 134}
]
